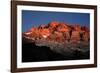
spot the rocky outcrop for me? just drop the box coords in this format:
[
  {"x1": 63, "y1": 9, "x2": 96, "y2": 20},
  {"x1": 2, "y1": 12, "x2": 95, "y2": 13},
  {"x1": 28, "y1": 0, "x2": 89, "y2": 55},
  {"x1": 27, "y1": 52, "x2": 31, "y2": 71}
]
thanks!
[
  {"x1": 23, "y1": 21, "x2": 89, "y2": 42},
  {"x1": 23, "y1": 21, "x2": 90, "y2": 57}
]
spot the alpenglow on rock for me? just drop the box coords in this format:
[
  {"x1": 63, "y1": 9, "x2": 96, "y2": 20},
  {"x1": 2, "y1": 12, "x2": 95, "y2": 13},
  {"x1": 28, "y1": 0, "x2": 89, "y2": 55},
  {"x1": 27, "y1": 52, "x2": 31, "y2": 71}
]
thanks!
[{"x1": 23, "y1": 21, "x2": 90, "y2": 56}]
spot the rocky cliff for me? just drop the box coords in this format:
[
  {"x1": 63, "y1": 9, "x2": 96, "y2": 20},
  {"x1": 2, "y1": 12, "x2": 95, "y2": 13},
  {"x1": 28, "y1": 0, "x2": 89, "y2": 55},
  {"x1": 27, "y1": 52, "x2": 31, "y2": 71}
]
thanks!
[{"x1": 22, "y1": 21, "x2": 90, "y2": 57}]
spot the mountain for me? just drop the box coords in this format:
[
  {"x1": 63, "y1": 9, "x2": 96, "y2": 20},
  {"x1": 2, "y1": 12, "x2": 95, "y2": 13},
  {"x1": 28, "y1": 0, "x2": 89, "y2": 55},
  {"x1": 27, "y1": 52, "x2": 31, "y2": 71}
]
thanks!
[
  {"x1": 22, "y1": 21, "x2": 90, "y2": 61},
  {"x1": 23, "y1": 21, "x2": 89, "y2": 43}
]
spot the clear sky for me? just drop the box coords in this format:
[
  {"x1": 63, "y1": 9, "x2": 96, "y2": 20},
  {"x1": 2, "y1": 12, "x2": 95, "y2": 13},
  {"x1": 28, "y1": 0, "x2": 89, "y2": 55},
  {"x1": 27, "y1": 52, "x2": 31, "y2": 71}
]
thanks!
[{"x1": 22, "y1": 10, "x2": 90, "y2": 32}]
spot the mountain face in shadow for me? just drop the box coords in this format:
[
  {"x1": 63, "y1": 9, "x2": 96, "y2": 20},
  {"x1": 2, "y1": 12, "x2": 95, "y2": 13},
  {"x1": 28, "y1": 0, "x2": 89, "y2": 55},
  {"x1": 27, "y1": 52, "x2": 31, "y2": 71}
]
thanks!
[
  {"x1": 22, "y1": 21, "x2": 90, "y2": 62},
  {"x1": 22, "y1": 41, "x2": 89, "y2": 62}
]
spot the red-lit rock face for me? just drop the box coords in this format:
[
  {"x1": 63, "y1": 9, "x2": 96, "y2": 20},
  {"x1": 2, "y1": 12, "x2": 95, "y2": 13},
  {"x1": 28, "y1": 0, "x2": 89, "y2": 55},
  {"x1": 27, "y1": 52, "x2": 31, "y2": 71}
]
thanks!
[
  {"x1": 23, "y1": 21, "x2": 89, "y2": 43},
  {"x1": 23, "y1": 21, "x2": 90, "y2": 56},
  {"x1": 48, "y1": 21, "x2": 59, "y2": 28}
]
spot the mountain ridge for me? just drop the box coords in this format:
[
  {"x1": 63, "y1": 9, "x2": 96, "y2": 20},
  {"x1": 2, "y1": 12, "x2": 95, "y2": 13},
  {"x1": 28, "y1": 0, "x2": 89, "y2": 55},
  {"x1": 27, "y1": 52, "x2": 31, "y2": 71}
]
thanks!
[{"x1": 23, "y1": 21, "x2": 89, "y2": 43}]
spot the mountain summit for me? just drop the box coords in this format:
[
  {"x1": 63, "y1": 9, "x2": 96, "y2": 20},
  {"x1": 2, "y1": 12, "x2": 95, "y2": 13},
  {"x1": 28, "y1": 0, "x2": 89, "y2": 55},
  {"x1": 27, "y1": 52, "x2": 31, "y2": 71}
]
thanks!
[
  {"x1": 23, "y1": 21, "x2": 90, "y2": 56},
  {"x1": 23, "y1": 21, "x2": 89, "y2": 43}
]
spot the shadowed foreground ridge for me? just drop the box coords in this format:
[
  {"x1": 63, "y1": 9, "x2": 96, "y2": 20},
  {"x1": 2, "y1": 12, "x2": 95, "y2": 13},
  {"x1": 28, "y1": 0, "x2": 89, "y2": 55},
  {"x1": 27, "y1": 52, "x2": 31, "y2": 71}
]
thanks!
[{"x1": 22, "y1": 21, "x2": 90, "y2": 62}]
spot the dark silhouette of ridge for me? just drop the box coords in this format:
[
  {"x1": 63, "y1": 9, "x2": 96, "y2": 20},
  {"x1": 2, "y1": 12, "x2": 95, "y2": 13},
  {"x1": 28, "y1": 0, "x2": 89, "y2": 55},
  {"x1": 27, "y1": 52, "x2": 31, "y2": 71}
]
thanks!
[
  {"x1": 22, "y1": 21, "x2": 90, "y2": 62},
  {"x1": 22, "y1": 38, "x2": 89, "y2": 62}
]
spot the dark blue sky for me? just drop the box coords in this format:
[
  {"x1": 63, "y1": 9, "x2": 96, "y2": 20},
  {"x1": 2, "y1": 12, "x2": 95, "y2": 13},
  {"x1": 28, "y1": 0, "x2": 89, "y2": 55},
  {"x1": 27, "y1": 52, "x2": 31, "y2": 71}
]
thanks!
[{"x1": 22, "y1": 10, "x2": 90, "y2": 32}]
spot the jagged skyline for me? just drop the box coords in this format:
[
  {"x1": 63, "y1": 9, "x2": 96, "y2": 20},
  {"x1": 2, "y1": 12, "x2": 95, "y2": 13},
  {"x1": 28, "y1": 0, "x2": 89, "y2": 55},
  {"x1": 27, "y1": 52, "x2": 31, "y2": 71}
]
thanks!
[
  {"x1": 22, "y1": 21, "x2": 90, "y2": 57},
  {"x1": 22, "y1": 10, "x2": 90, "y2": 32},
  {"x1": 23, "y1": 21, "x2": 89, "y2": 43}
]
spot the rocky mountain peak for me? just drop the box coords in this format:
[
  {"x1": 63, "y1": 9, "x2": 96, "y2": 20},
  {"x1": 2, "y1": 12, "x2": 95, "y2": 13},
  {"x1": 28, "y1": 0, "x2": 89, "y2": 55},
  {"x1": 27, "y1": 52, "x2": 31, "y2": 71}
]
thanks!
[{"x1": 23, "y1": 21, "x2": 89, "y2": 43}]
